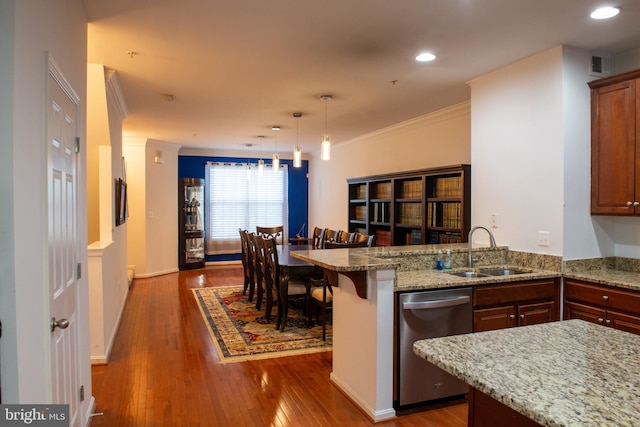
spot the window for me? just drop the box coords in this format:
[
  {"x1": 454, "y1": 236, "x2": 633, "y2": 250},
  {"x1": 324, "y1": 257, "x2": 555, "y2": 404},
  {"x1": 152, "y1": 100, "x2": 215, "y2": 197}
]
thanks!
[{"x1": 205, "y1": 162, "x2": 288, "y2": 254}]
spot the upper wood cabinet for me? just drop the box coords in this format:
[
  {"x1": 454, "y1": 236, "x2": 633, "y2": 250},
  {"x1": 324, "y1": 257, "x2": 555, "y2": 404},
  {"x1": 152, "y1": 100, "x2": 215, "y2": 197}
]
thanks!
[
  {"x1": 589, "y1": 68, "x2": 640, "y2": 215},
  {"x1": 347, "y1": 165, "x2": 470, "y2": 246}
]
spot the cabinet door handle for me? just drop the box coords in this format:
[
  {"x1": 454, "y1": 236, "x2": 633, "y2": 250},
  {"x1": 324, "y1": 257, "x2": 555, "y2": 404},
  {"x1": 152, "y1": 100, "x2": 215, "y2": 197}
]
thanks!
[
  {"x1": 605, "y1": 319, "x2": 611, "y2": 325},
  {"x1": 520, "y1": 314, "x2": 525, "y2": 319},
  {"x1": 602, "y1": 295, "x2": 609, "y2": 301},
  {"x1": 509, "y1": 314, "x2": 515, "y2": 319},
  {"x1": 635, "y1": 201, "x2": 640, "y2": 207},
  {"x1": 627, "y1": 201, "x2": 634, "y2": 207},
  {"x1": 597, "y1": 317, "x2": 604, "y2": 324}
]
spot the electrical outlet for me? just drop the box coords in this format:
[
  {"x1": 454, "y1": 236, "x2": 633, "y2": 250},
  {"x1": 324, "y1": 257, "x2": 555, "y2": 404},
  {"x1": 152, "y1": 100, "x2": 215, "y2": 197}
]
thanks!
[
  {"x1": 538, "y1": 231, "x2": 550, "y2": 247},
  {"x1": 491, "y1": 213, "x2": 498, "y2": 229}
]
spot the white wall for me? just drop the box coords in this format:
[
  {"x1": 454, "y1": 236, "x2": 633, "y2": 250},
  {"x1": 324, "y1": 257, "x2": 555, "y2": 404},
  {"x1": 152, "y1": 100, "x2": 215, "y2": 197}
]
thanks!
[
  {"x1": 123, "y1": 139, "x2": 181, "y2": 278},
  {"x1": 469, "y1": 47, "x2": 566, "y2": 255},
  {"x1": 145, "y1": 140, "x2": 181, "y2": 276},
  {"x1": 308, "y1": 102, "x2": 471, "y2": 231},
  {"x1": 0, "y1": 0, "x2": 92, "y2": 419},
  {"x1": 561, "y1": 47, "x2": 616, "y2": 260},
  {"x1": 123, "y1": 140, "x2": 147, "y2": 274}
]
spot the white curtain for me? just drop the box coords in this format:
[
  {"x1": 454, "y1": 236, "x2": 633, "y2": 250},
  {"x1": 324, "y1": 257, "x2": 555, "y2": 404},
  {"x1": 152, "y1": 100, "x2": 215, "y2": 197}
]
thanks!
[{"x1": 205, "y1": 162, "x2": 288, "y2": 254}]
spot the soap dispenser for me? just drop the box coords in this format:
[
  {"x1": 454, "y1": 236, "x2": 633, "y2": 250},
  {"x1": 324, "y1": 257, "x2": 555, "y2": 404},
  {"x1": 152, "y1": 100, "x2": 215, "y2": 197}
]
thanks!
[{"x1": 444, "y1": 249, "x2": 452, "y2": 270}]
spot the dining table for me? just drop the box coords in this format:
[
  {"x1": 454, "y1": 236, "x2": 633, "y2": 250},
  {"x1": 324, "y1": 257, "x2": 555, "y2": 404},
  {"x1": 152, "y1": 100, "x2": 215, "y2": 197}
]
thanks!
[{"x1": 276, "y1": 244, "x2": 321, "y2": 332}]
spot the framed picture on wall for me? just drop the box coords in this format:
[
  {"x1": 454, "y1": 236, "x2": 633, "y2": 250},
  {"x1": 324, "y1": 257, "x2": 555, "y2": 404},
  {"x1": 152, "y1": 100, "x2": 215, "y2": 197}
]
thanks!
[{"x1": 115, "y1": 178, "x2": 127, "y2": 226}]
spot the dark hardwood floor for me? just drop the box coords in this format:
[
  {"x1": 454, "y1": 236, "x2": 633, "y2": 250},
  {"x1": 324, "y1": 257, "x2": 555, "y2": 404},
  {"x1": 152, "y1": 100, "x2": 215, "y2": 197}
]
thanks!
[{"x1": 90, "y1": 265, "x2": 467, "y2": 426}]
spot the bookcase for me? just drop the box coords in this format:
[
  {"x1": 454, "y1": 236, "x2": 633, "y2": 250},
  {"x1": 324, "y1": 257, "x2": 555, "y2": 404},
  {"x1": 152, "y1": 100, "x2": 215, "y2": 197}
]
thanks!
[{"x1": 347, "y1": 165, "x2": 470, "y2": 246}]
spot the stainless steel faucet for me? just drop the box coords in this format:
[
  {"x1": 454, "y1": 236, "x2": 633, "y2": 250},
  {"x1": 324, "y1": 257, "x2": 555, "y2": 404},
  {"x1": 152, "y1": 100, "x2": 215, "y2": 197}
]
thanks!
[{"x1": 468, "y1": 226, "x2": 497, "y2": 268}]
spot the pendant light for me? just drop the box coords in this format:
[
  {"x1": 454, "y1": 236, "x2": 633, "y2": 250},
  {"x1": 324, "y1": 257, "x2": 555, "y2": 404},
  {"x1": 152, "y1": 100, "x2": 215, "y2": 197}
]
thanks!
[
  {"x1": 293, "y1": 112, "x2": 302, "y2": 168},
  {"x1": 320, "y1": 95, "x2": 332, "y2": 160},
  {"x1": 245, "y1": 143, "x2": 252, "y2": 180},
  {"x1": 272, "y1": 126, "x2": 280, "y2": 171},
  {"x1": 257, "y1": 136, "x2": 265, "y2": 176}
]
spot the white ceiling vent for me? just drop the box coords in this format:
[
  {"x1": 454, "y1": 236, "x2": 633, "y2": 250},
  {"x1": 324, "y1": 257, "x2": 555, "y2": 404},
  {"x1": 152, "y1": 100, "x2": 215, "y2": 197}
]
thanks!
[{"x1": 590, "y1": 55, "x2": 612, "y2": 77}]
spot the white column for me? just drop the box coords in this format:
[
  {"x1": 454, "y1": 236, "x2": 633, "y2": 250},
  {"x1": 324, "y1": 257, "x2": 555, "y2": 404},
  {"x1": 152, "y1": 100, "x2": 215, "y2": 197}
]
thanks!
[{"x1": 329, "y1": 268, "x2": 396, "y2": 422}]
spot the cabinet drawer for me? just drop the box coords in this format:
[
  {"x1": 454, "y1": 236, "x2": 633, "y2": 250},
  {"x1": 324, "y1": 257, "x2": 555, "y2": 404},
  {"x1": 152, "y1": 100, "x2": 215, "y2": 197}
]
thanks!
[
  {"x1": 563, "y1": 301, "x2": 606, "y2": 325},
  {"x1": 474, "y1": 306, "x2": 516, "y2": 332},
  {"x1": 473, "y1": 279, "x2": 558, "y2": 307},
  {"x1": 608, "y1": 310, "x2": 640, "y2": 335},
  {"x1": 518, "y1": 301, "x2": 557, "y2": 326},
  {"x1": 564, "y1": 279, "x2": 640, "y2": 315}
]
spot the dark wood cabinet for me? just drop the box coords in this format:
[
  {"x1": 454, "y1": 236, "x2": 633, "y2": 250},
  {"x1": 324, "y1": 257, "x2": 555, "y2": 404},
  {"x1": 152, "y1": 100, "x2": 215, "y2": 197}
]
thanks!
[
  {"x1": 473, "y1": 279, "x2": 560, "y2": 332},
  {"x1": 179, "y1": 178, "x2": 205, "y2": 270},
  {"x1": 347, "y1": 164, "x2": 470, "y2": 246},
  {"x1": 563, "y1": 279, "x2": 640, "y2": 335},
  {"x1": 589, "y1": 68, "x2": 640, "y2": 215}
]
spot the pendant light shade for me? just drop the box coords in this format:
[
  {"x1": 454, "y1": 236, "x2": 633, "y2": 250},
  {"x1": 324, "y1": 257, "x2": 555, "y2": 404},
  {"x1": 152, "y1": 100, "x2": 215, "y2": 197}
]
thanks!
[
  {"x1": 320, "y1": 95, "x2": 332, "y2": 161},
  {"x1": 321, "y1": 135, "x2": 331, "y2": 160},
  {"x1": 272, "y1": 126, "x2": 280, "y2": 171},
  {"x1": 257, "y1": 136, "x2": 265, "y2": 176},
  {"x1": 293, "y1": 112, "x2": 302, "y2": 168},
  {"x1": 293, "y1": 146, "x2": 302, "y2": 168},
  {"x1": 245, "y1": 143, "x2": 252, "y2": 180}
]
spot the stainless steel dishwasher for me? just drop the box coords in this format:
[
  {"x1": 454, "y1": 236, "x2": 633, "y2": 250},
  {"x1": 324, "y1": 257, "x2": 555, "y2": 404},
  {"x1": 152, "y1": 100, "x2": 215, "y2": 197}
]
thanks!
[{"x1": 397, "y1": 287, "x2": 472, "y2": 408}]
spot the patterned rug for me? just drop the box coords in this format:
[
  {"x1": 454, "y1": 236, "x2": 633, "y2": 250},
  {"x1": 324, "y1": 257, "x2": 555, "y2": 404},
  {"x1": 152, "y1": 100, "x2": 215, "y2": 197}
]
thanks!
[{"x1": 193, "y1": 286, "x2": 332, "y2": 363}]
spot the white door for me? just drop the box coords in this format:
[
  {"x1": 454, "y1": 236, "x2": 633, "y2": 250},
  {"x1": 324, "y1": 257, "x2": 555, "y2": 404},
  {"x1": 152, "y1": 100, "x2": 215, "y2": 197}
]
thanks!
[{"x1": 48, "y1": 59, "x2": 80, "y2": 427}]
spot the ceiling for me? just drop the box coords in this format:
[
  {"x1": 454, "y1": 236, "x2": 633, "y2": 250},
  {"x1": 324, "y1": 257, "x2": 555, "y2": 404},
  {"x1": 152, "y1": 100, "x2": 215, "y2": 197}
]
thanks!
[{"x1": 83, "y1": 0, "x2": 640, "y2": 157}]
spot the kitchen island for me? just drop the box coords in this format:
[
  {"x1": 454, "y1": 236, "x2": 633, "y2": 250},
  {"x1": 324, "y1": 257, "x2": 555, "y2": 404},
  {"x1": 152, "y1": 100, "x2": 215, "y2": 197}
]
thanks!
[
  {"x1": 291, "y1": 243, "x2": 561, "y2": 421},
  {"x1": 413, "y1": 319, "x2": 640, "y2": 427}
]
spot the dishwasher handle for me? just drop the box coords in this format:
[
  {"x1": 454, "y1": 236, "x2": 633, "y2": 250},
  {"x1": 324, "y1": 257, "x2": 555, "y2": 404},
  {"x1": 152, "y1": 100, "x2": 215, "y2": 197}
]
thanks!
[{"x1": 402, "y1": 295, "x2": 470, "y2": 310}]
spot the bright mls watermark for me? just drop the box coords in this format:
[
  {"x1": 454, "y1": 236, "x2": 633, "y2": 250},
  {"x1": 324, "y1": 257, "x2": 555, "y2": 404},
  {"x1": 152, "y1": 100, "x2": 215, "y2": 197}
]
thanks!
[{"x1": 0, "y1": 405, "x2": 68, "y2": 426}]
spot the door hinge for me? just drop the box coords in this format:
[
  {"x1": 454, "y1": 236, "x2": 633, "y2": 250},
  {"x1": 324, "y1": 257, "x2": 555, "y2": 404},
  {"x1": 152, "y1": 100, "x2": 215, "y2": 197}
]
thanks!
[
  {"x1": 80, "y1": 385, "x2": 85, "y2": 401},
  {"x1": 77, "y1": 262, "x2": 82, "y2": 280},
  {"x1": 75, "y1": 137, "x2": 80, "y2": 154}
]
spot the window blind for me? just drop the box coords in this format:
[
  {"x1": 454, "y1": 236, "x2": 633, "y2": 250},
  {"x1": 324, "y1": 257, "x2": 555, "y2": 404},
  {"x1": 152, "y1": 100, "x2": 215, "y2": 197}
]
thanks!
[{"x1": 205, "y1": 162, "x2": 288, "y2": 254}]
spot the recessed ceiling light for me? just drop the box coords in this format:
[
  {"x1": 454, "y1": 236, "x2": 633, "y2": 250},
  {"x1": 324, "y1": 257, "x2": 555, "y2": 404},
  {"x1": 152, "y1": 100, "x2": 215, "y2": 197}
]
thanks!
[
  {"x1": 416, "y1": 52, "x2": 436, "y2": 62},
  {"x1": 590, "y1": 6, "x2": 620, "y2": 19}
]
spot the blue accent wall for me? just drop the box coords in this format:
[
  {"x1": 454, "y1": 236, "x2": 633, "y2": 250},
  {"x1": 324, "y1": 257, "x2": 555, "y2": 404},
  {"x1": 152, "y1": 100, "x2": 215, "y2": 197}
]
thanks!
[{"x1": 178, "y1": 155, "x2": 309, "y2": 262}]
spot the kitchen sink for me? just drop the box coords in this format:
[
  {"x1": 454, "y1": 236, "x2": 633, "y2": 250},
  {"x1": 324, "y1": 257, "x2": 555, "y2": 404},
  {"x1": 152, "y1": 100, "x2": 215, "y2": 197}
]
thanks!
[
  {"x1": 479, "y1": 268, "x2": 529, "y2": 276},
  {"x1": 447, "y1": 271, "x2": 491, "y2": 278}
]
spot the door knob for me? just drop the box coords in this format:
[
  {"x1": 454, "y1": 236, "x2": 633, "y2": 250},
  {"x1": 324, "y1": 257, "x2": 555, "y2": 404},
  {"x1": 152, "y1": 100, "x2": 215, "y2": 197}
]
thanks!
[{"x1": 50, "y1": 317, "x2": 70, "y2": 332}]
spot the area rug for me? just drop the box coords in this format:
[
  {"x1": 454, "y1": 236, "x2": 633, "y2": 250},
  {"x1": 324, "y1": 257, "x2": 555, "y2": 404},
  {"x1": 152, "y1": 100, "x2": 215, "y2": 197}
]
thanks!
[{"x1": 193, "y1": 286, "x2": 332, "y2": 363}]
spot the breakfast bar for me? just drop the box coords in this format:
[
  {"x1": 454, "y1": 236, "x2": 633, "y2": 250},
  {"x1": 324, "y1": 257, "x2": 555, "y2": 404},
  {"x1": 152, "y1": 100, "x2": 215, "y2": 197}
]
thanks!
[
  {"x1": 413, "y1": 319, "x2": 640, "y2": 427},
  {"x1": 291, "y1": 243, "x2": 562, "y2": 421}
]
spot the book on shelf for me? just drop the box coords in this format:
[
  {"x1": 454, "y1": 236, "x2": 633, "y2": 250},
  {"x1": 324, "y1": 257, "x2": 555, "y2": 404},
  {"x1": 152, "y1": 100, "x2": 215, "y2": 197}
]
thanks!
[
  {"x1": 434, "y1": 176, "x2": 462, "y2": 198},
  {"x1": 426, "y1": 230, "x2": 440, "y2": 244},
  {"x1": 399, "y1": 203, "x2": 422, "y2": 226},
  {"x1": 374, "y1": 182, "x2": 391, "y2": 199},
  {"x1": 426, "y1": 201, "x2": 461, "y2": 229},
  {"x1": 354, "y1": 184, "x2": 366, "y2": 200},
  {"x1": 353, "y1": 205, "x2": 366, "y2": 221},
  {"x1": 400, "y1": 179, "x2": 422, "y2": 199},
  {"x1": 439, "y1": 232, "x2": 462, "y2": 244},
  {"x1": 375, "y1": 230, "x2": 391, "y2": 246},
  {"x1": 372, "y1": 202, "x2": 390, "y2": 223}
]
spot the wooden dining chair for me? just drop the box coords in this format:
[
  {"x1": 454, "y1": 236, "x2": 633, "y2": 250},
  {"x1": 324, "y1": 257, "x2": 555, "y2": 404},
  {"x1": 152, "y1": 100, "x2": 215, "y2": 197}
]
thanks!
[
  {"x1": 311, "y1": 226, "x2": 325, "y2": 249},
  {"x1": 322, "y1": 228, "x2": 338, "y2": 248},
  {"x1": 249, "y1": 233, "x2": 267, "y2": 310},
  {"x1": 239, "y1": 229, "x2": 256, "y2": 301},
  {"x1": 256, "y1": 225, "x2": 285, "y2": 247},
  {"x1": 260, "y1": 235, "x2": 307, "y2": 323},
  {"x1": 308, "y1": 240, "x2": 368, "y2": 340}
]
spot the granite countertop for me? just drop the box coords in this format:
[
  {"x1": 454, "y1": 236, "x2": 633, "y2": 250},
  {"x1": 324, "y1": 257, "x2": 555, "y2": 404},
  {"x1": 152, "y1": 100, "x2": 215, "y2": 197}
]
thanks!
[
  {"x1": 291, "y1": 245, "x2": 561, "y2": 291},
  {"x1": 563, "y1": 268, "x2": 640, "y2": 292},
  {"x1": 413, "y1": 319, "x2": 640, "y2": 427},
  {"x1": 289, "y1": 247, "x2": 400, "y2": 272},
  {"x1": 395, "y1": 266, "x2": 560, "y2": 291}
]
